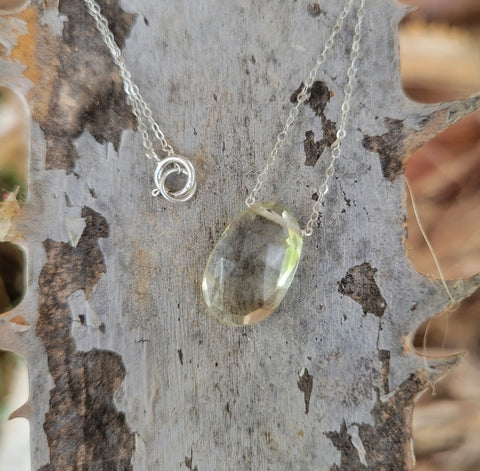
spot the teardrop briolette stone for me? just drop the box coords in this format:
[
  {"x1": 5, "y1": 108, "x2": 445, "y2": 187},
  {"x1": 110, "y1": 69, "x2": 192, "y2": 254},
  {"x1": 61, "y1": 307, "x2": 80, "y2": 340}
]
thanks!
[{"x1": 202, "y1": 201, "x2": 303, "y2": 326}]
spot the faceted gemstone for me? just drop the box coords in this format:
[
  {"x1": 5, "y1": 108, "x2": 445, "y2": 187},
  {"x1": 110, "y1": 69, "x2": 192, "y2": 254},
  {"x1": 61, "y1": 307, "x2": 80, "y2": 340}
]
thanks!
[{"x1": 202, "y1": 201, "x2": 303, "y2": 326}]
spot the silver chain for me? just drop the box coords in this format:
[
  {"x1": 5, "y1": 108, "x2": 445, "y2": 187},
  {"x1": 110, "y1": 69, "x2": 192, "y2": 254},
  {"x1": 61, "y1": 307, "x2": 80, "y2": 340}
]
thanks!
[
  {"x1": 304, "y1": 0, "x2": 366, "y2": 236},
  {"x1": 84, "y1": 0, "x2": 365, "y2": 210},
  {"x1": 83, "y1": 0, "x2": 197, "y2": 203},
  {"x1": 245, "y1": 0, "x2": 366, "y2": 237},
  {"x1": 244, "y1": 0, "x2": 354, "y2": 209}
]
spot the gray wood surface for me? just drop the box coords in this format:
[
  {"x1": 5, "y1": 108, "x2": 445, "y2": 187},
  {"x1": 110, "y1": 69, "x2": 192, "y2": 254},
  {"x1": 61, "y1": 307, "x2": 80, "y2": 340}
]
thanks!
[{"x1": 1, "y1": 0, "x2": 479, "y2": 469}]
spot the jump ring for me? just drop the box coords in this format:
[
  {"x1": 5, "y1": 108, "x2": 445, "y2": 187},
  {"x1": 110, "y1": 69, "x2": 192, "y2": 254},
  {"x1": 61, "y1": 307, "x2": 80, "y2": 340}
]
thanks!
[{"x1": 153, "y1": 155, "x2": 197, "y2": 203}]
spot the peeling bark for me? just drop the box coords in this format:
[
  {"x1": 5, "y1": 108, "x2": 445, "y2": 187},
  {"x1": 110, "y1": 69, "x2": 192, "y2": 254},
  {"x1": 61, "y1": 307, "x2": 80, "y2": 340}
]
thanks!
[
  {"x1": 297, "y1": 367, "x2": 314, "y2": 415},
  {"x1": 0, "y1": 1, "x2": 479, "y2": 470},
  {"x1": 292, "y1": 81, "x2": 338, "y2": 166},
  {"x1": 338, "y1": 262, "x2": 387, "y2": 317},
  {"x1": 28, "y1": 0, "x2": 136, "y2": 172},
  {"x1": 36, "y1": 207, "x2": 134, "y2": 470}
]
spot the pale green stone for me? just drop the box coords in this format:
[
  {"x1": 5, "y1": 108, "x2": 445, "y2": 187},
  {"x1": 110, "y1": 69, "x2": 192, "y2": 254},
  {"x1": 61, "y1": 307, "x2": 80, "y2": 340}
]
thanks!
[{"x1": 202, "y1": 202, "x2": 303, "y2": 326}]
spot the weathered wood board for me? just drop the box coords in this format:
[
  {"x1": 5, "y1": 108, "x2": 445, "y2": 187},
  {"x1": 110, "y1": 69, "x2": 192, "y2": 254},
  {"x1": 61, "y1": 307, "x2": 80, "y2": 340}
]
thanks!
[{"x1": 1, "y1": 0, "x2": 479, "y2": 469}]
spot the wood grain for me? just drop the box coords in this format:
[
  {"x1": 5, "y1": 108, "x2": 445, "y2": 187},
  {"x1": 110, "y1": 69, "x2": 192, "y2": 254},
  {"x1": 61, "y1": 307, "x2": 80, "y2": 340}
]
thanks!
[{"x1": 0, "y1": 0, "x2": 479, "y2": 469}]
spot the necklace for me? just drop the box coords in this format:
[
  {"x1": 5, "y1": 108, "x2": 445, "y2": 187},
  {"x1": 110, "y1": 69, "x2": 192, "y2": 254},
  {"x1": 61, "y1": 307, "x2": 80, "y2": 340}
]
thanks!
[
  {"x1": 203, "y1": 0, "x2": 366, "y2": 326},
  {"x1": 84, "y1": 0, "x2": 366, "y2": 327}
]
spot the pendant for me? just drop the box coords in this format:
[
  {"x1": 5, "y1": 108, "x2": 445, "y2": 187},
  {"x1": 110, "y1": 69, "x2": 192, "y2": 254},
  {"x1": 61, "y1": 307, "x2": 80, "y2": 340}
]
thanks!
[{"x1": 202, "y1": 202, "x2": 303, "y2": 326}]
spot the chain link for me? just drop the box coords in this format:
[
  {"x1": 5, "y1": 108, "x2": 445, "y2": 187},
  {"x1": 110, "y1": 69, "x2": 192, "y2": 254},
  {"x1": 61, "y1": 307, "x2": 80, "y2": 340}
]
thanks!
[
  {"x1": 245, "y1": 0, "x2": 354, "y2": 207},
  {"x1": 83, "y1": 0, "x2": 176, "y2": 159},
  {"x1": 303, "y1": 0, "x2": 366, "y2": 236}
]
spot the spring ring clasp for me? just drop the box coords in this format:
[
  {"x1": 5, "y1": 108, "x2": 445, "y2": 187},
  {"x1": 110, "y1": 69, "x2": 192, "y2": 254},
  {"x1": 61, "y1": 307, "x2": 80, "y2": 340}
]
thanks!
[{"x1": 152, "y1": 155, "x2": 197, "y2": 203}]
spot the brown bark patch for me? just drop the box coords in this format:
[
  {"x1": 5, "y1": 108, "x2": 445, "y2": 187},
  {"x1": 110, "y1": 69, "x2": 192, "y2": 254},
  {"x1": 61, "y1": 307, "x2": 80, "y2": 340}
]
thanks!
[
  {"x1": 378, "y1": 349, "x2": 391, "y2": 395},
  {"x1": 291, "y1": 81, "x2": 337, "y2": 166},
  {"x1": 326, "y1": 421, "x2": 367, "y2": 471},
  {"x1": 297, "y1": 368, "x2": 313, "y2": 415},
  {"x1": 185, "y1": 448, "x2": 199, "y2": 471},
  {"x1": 291, "y1": 80, "x2": 331, "y2": 118},
  {"x1": 303, "y1": 122, "x2": 337, "y2": 166},
  {"x1": 36, "y1": 207, "x2": 134, "y2": 471},
  {"x1": 307, "y1": 3, "x2": 323, "y2": 17},
  {"x1": 338, "y1": 262, "x2": 387, "y2": 317},
  {"x1": 363, "y1": 118, "x2": 408, "y2": 182},
  {"x1": 8, "y1": 7, "x2": 42, "y2": 85},
  {"x1": 10, "y1": 314, "x2": 29, "y2": 326},
  {"x1": 358, "y1": 373, "x2": 428, "y2": 470},
  {"x1": 327, "y1": 373, "x2": 428, "y2": 470},
  {"x1": 20, "y1": 0, "x2": 137, "y2": 172},
  {"x1": 363, "y1": 111, "x2": 452, "y2": 182}
]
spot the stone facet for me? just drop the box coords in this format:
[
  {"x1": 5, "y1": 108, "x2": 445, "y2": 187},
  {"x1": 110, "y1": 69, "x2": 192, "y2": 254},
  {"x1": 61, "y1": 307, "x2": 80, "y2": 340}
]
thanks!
[{"x1": 202, "y1": 202, "x2": 303, "y2": 326}]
